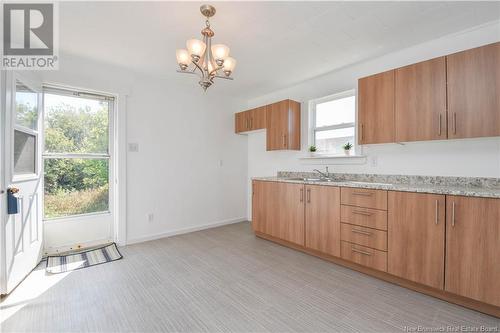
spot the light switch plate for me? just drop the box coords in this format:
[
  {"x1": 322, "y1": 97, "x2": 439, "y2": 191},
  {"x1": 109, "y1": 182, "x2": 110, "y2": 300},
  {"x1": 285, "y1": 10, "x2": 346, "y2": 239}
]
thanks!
[{"x1": 128, "y1": 143, "x2": 139, "y2": 152}]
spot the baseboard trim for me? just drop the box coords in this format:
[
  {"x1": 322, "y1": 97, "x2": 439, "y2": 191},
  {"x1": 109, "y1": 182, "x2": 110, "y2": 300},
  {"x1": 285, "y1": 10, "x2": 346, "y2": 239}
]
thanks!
[
  {"x1": 255, "y1": 231, "x2": 500, "y2": 318},
  {"x1": 126, "y1": 217, "x2": 248, "y2": 245}
]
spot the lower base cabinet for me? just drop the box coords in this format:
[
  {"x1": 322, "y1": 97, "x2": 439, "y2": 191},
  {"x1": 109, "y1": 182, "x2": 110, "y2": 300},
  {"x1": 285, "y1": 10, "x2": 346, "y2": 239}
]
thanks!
[
  {"x1": 388, "y1": 192, "x2": 445, "y2": 290},
  {"x1": 445, "y1": 196, "x2": 500, "y2": 307},
  {"x1": 252, "y1": 180, "x2": 500, "y2": 314},
  {"x1": 305, "y1": 185, "x2": 341, "y2": 257}
]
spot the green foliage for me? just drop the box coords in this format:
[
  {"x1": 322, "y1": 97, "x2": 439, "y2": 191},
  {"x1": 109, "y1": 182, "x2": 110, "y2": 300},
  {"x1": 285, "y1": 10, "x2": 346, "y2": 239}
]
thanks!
[
  {"x1": 309, "y1": 145, "x2": 317, "y2": 152},
  {"x1": 44, "y1": 99, "x2": 109, "y2": 217},
  {"x1": 16, "y1": 101, "x2": 38, "y2": 129},
  {"x1": 343, "y1": 142, "x2": 353, "y2": 150}
]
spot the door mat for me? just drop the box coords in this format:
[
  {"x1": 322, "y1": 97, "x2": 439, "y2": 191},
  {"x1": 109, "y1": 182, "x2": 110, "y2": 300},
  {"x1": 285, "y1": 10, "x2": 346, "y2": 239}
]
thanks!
[{"x1": 46, "y1": 243, "x2": 122, "y2": 274}]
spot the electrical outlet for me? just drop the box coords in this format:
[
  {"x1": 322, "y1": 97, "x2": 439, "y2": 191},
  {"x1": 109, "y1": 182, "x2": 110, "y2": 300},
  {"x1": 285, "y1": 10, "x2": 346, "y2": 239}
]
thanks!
[
  {"x1": 147, "y1": 213, "x2": 154, "y2": 222},
  {"x1": 371, "y1": 156, "x2": 378, "y2": 167}
]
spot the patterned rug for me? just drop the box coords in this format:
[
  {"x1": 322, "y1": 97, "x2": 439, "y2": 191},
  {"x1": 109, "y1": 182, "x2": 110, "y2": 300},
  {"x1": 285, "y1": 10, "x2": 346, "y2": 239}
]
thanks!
[{"x1": 46, "y1": 243, "x2": 123, "y2": 274}]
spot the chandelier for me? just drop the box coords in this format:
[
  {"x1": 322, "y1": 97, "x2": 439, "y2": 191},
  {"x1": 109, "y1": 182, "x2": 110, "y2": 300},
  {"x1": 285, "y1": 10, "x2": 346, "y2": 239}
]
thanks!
[{"x1": 175, "y1": 4, "x2": 236, "y2": 91}]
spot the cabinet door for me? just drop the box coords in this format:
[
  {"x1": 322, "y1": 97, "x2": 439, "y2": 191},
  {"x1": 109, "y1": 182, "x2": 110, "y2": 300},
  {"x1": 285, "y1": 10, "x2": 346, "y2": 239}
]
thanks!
[
  {"x1": 388, "y1": 192, "x2": 445, "y2": 289},
  {"x1": 447, "y1": 42, "x2": 500, "y2": 139},
  {"x1": 278, "y1": 182, "x2": 305, "y2": 245},
  {"x1": 235, "y1": 111, "x2": 249, "y2": 133},
  {"x1": 249, "y1": 106, "x2": 266, "y2": 130},
  {"x1": 266, "y1": 102, "x2": 287, "y2": 150},
  {"x1": 305, "y1": 185, "x2": 340, "y2": 257},
  {"x1": 252, "y1": 180, "x2": 277, "y2": 235},
  {"x1": 395, "y1": 57, "x2": 447, "y2": 142},
  {"x1": 445, "y1": 196, "x2": 500, "y2": 306},
  {"x1": 358, "y1": 70, "x2": 395, "y2": 144}
]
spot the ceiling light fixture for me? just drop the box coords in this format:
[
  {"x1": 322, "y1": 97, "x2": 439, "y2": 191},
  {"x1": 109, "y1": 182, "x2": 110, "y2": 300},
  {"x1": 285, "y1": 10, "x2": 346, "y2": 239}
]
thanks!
[{"x1": 176, "y1": 4, "x2": 236, "y2": 91}]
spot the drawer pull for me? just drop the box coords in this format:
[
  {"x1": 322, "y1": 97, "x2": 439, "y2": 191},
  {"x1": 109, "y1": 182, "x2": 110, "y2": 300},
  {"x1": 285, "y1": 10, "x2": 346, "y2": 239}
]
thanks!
[
  {"x1": 352, "y1": 191, "x2": 373, "y2": 196},
  {"x1": 351, "y1": 246, "x2": 372, "y2": 256},
  {"x1": 352, "y1": 210, "x2": 372, "y2": 216},
  {"x1": 351, "y1": 228, "x2": 372, "y2": 236}
]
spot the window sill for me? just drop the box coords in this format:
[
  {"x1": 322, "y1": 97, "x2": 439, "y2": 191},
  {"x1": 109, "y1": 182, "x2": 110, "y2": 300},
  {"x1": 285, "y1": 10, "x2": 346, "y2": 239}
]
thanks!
[{"x1": 299, "y1": 154, "x2": 367, "y2": 165}]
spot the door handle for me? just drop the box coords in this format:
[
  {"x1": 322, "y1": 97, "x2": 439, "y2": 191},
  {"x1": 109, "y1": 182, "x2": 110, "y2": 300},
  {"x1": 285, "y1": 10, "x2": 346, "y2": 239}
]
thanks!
[
  {"x1": 435, "y1": 200, "x2": 439, "y2": 225},
  {"x1": 438, "y1": 114, "x2": 442, "y2": 136}
]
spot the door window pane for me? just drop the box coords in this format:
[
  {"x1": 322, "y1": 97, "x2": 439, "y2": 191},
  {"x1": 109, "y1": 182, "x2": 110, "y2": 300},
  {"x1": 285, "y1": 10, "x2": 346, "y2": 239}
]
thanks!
[
  {"x1": 15, "y1": 81, "x2": 39, "y2": 130},
  {"x1": 315, "y1": 95, "x2": 355, "y2": 127},
  {"x1": 44, "y1": 94, "x2": 109, "y2": 154},
  {"x1": 315, "y1": 127, "x2": 355, "y2": 154},
  {"x1": 14, "y1": 130, "x2": 36, "y2": 175},
  {"x1": 44, "y1": 158, "x2": 109, "y2": 218}
]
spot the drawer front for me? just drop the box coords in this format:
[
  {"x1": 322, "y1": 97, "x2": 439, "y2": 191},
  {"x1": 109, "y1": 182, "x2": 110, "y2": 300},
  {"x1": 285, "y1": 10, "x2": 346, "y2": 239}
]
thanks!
[
  {"x1": 341, "y1": 241, "x2": 387, "y2": 272},
  {"x1": 341, "y1": 187, "x2": 388, "y2": 210},
  {"x1": 341, "y1": 205, "x2": 387, "y2": 230},
  {"x1": 341, "y1": 223, "x2": 387, "y2": 251}
]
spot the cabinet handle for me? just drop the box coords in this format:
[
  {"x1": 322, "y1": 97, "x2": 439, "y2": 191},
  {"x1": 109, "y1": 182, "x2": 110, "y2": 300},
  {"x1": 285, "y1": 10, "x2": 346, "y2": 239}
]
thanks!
[
  {"x1": 453, "y1": 113, "x2": 457, "y2": 135},
  {"x1": 352, "y1": 191, "x2": 373, "y2": 196},
  {"x1": 352, "y1": 210, "x2": 372, "y2": 216},
  {"x1": 300, "y1": 188, "x2": 304, "y2": 203},
  {"x1": 307, "y1": 189, "x2": 311, "y2": 203},
  {"x1": 435, "y1": 200, "x2": 439, "y2": 225},
  {"x1": 250, "y1": 118, "x2": 253, "y2": 129},
  {"x1": 351, "y1": 246, "x2": 371, "y2": 256},
  {"x1": 360, "y1": 124, "x2": 364, "y2": 142},
  {"x1": 452, "y1": 201, "x2": 456, "y2": 227},
  {"x1": 245, "y1": 118, "x2": 249, "y2": 130},
  {"x1": 438, "y1": 114, "x2": 442, "y2": 136},
  {"x1": 351, "y1": 228, "x2": 372, "y2": 236}
]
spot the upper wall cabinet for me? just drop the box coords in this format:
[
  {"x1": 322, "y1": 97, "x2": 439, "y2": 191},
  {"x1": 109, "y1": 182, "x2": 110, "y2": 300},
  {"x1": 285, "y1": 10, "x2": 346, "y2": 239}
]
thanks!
[
  {"x1": 395, "y1": 57, "x2": 447, "y2": 142},
  {"x1": 358, "y1": 70, "x2": 395, "y2": 144},
  {"x1": 266, "y1": 100, "x2": 301, "y2": 151},
  {"x1": 447, "y1": 42, "x2": 500, "y2": 139},
  {"x1": 235, "y1": 106, "x2": 266, "y2": 133}
]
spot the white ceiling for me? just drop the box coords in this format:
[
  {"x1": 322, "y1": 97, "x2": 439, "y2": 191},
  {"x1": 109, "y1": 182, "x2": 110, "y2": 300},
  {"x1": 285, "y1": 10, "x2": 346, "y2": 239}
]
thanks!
[{"x1": 59, "y1": 1, "x2": 500, "y2": 98}]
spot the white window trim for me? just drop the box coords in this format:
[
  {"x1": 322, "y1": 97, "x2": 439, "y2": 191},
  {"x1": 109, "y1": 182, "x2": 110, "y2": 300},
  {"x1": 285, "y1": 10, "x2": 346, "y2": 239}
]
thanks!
[
  {"x1": 309, "y1": 89, "x2": 360, "y2": 156},
  {"x1": 42, "y1": 86, "x2": 115, "y2": 221}
]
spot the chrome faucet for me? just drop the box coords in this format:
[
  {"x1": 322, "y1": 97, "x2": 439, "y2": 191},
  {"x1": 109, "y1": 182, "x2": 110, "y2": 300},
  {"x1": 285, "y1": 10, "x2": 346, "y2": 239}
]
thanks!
[{"x1": 313, "y1": 166, "x2": 331, "y2": 179}]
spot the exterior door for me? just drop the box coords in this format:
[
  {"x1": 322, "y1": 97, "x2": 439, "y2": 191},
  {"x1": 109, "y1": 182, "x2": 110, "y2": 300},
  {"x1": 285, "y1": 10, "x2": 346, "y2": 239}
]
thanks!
[{"x1": 1, "y1": 72, "x2": 44, "y2": 294}]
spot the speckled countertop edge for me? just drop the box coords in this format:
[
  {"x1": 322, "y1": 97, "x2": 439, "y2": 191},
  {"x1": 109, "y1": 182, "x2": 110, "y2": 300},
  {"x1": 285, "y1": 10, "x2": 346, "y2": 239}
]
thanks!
[{"x1": 252, "y1": 176, "x2": 500, "y2": 199}]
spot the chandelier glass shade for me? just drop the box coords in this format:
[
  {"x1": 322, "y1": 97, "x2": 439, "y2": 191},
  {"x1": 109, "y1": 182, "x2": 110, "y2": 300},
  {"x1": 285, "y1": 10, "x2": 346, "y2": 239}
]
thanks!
[{"x1": 176, "y1": 5, "x2": 236, "y2": 91}]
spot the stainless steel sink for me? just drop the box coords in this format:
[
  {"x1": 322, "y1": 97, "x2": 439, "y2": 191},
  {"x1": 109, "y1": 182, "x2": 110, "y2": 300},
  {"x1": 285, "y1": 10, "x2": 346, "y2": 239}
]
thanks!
[{"x1": 285, "y1": 177, "x2": 339, "y2": 182}]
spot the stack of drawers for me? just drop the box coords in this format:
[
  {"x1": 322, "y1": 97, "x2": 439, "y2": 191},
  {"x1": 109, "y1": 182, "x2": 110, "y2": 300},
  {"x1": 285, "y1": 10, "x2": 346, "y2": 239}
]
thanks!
[{"x1": 339, "y1": 187, "x2": 388, "y2": 272}]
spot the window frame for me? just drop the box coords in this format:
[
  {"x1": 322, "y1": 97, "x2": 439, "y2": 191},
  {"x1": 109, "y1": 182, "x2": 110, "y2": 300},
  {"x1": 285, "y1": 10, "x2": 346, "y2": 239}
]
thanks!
[
  {"x1": 42, "y1": 85, "x2": 115, "y2": 220},
  {"x1": 12, "y1": 77, "x2": 42, "y2": 182},
  {"x1": 310, "y1": 89, "x2": 357, "y2": 155}
]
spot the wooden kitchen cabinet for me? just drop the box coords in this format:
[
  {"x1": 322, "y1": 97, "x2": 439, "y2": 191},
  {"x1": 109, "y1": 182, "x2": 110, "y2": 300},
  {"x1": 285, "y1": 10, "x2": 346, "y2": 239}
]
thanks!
[
  {"x1": 252, "y1": 180, "x2": 304, "y2": 245},
  {"x1": 266, "y1": 100, "x2": 301, "y2": 150},
  {"x1": 395, "y1": 57, "x2": 447, "y2": 142},
  {"x1": 445, "y1": 196, "x2": 500, "y2": 307},
  {"x1": 235, "y1": 107, "x2": 266, "y2": 133},
  {"x1": 388, "y1": 191, "x2": 445, "y2": 289},
  {"x1": 447, "y1": 42, "x2": 500, "y2": 139},
  {"x1": 358, "y1": 70, "x2": 395, "y2": 144},
  {"x1": 305, "y1": 185, "x2": 341, "y2": 257}
]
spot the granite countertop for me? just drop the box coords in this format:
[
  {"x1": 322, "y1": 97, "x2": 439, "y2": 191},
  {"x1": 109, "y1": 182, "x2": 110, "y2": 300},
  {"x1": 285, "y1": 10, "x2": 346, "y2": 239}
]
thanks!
[{"x1": 252, "y1": 174, "x2": 500, "y2": 199}]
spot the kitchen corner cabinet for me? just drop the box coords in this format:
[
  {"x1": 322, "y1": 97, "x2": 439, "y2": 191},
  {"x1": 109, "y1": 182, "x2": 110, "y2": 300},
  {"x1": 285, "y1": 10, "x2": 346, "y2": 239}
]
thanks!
[
  {"x1": 447, "y1": 42, "x2": 500, "y2": 139},
  {"x1": 395, "y1": 57, "x2": 447, "y2": 142},
  {"x1": 388, "y1": 191, "x2": 445, "y2": 289},
  {"x1": 358, "y1": 70, "x2": 395, "y2": 144},
  {"x1": 266, "y1": 100, "x2": 301, "y2": 151},
  {"x1": 235, "y1": 106, "x2": 266, "y2": 133},
  {"x1": 305, "y1": 185, "x2": 341, "y2": 257},
  {"x1": 445, "y1": 196, "x2": 500, "y2": 307}
]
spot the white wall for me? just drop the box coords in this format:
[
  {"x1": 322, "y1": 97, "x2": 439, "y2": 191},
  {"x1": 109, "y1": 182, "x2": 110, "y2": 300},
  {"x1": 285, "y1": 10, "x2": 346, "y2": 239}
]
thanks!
[
  {"x1": 245, "y1": 21, "x2": 500, "y2": 218},
  {"x1": 125, "y1": 76, "x2": 248, "y2": 243},
  {"x1": 39, "y1": 52, "x2": 248, "y2": 248}
]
